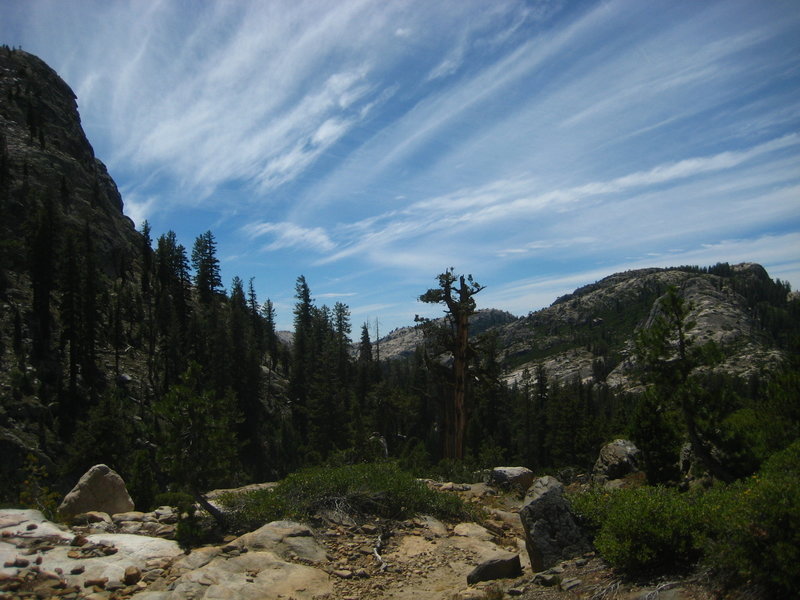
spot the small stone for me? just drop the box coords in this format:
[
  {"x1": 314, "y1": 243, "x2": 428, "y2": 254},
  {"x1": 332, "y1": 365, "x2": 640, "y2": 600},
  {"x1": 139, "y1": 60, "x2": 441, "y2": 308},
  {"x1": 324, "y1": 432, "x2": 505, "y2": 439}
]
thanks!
[
  {"x1": 26, "y1": 523, "x2": 38, "y2": 531},
  {"x1": 362, "y1": 524, "x2": 379, "y2": 534},
  {"x1": 333, "y1": 569, "x2": 353, "y2": 579},
  {"x1": 123, "y1": 566, "x2": 142, "y2": 585},
  {"x1": 561, "y1": 578, "x2": 582, "y2": 591},
  {"x1": 533, "y1": 573, "x2": 560, "y2": 587},
  {"x1": 70, "y1": 565, "x2": 85, "y2": 575},
  {"x1": 83, "y1": 577, "x2": 108, "y2": 588}
]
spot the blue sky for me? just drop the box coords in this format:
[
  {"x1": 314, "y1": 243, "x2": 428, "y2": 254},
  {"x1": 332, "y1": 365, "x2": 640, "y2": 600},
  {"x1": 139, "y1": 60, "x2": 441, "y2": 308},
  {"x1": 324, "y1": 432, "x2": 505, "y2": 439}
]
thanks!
[{"x1": 3, "y1": 0, "x2": 799, "y2": 334}]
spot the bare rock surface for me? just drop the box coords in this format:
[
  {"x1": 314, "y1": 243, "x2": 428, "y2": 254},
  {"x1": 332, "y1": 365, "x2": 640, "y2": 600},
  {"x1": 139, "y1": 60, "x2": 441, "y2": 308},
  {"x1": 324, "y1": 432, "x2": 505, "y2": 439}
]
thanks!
[
  {"x1": 0, "y1": 482, "x2": 717, "y2": 600},
  {"x1": 233, "y1": 519, "x2": 328, "y2": 563}
]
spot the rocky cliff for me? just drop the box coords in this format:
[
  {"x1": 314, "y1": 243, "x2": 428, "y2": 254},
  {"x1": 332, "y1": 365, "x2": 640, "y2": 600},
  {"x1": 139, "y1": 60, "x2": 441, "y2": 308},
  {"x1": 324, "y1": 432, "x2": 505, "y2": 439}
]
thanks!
[
  {"x1": 0, "y1": 47, "x2": 142, "y2": 490},
  {"x1": 0, "y1": 48, "x2": 138, "y2": 277}
]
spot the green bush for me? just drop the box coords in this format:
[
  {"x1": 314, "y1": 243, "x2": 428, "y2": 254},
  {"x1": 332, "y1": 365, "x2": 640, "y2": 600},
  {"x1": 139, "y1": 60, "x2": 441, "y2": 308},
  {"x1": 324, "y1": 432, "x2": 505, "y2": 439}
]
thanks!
[
  {"x1": 700, "y1": 441, "x2": 800, "y2": 595},
  {"x1": 592, "y1": 486, "x2": 702, "y2": 572},
  {"x1": 570, "y1": 441, "x2": 800, "y2": 593},
  {"x1": 220, "y1": 461, "x2": 477, "y2": 532},
  {"x1": 568, "y1": 487, "x2": 614, "y2": 533}
]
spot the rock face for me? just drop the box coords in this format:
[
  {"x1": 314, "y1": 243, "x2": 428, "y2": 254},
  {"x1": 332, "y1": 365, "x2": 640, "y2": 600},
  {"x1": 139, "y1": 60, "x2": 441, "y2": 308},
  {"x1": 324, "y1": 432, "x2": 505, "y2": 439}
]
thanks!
[
  {"x1": 488, "y1": 466, "x2": 535, "y2": 493},
  {"x1": 58, "y1": 464, "x2": 135, "y2": 518},
  {"x1": 592, "y1": 439, "x2": 641, "y2": 484},
  {"x1": 0, "y1": 48, "x2": 142, "y2": 502},
  {"x1": 519, "y1": 476, "x2": 591, "y2": 572},
  {"x1": 497, "y1": 264, "x2": 787, "y2": 388}
]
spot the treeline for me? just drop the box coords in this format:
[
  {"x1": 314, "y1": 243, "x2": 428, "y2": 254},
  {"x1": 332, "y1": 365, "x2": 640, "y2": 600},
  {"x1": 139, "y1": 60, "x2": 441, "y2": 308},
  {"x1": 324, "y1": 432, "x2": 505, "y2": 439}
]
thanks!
[{"x1": 3, "y1": 213, "x2": 798, "y2": 511}]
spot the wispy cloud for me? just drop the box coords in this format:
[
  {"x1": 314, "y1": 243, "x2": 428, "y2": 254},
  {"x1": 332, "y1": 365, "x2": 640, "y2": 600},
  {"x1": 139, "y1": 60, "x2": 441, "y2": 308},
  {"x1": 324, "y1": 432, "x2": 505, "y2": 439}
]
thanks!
[
  {"x1": 243, "y1": 222, "x2": 336, "y2": 253},
  {"x1": 4, "y1": 0, "x2": 798, "y2": 334},
  {"x1": 316, "y1": 134, "x2": 799, "y2": 268}
]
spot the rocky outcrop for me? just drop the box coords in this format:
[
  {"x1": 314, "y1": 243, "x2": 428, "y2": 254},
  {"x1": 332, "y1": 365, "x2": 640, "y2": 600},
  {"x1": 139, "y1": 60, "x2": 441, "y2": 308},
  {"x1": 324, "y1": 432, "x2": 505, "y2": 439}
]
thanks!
[
  {"x1": 500, "y1": 265, "x2": 788, "y2": 388},
  {"x1": 592, "y1": 439, "x2": 641, "y2": 485},
  {"x1": 0, "y1": 508, "x2": 182, "y2": 598},
  {"x1": 519, "y1": 476, "x2": 591, "y2": 572},
  {"x1": 233, "y1": 520, "x2": 328, "y2": 563},
  {"x1": 58, "y1": 464, "x2": 135, "y2": 519},
  {"x1": 0, "y1": 48, "x2": 137, "y2": 271}
]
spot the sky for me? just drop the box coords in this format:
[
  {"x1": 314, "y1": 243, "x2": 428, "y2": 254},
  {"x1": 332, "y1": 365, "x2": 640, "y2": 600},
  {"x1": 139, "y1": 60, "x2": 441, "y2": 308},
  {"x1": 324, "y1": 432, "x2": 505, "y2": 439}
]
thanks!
[{"x1": 2, "y1": 0, "x2": 799, "y2": 335}]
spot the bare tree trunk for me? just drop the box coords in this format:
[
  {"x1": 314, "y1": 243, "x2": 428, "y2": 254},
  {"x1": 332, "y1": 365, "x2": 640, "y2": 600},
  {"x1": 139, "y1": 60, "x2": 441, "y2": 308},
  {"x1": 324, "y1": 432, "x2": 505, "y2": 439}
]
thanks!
[{"x1": 452, "y1": 308, "x2": 469, "y2": 460}]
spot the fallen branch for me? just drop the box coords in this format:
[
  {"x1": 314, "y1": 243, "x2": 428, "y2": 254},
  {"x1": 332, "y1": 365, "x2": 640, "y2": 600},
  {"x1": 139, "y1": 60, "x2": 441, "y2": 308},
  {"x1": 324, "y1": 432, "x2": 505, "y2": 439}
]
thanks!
[{"x1": 372, "y1": 533, "x2": 388, "y2": 572}]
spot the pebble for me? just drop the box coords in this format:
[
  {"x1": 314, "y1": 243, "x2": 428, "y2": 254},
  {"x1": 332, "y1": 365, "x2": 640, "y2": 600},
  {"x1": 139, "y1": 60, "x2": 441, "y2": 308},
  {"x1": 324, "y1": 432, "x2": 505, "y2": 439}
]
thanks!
[{"x1": 333, "y1": 569, "x2": 353, "y2": 579}]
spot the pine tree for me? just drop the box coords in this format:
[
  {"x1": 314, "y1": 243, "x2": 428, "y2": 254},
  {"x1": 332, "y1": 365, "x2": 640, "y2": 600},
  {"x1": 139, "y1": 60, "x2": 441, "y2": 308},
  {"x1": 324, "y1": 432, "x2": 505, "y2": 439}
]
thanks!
[
  {"x1": 191, "y1": 230, "x2": 222, "y2": 304},
  {"x1": 154, "y1": 362, "x2": 241, "y2": 523},
  {"x1": 290, "y1": 275, "x2": 314, "y2": 440},
  {"x1": 417, "y1": 269, "x2": 484, "y2": 459},
  {"x1": 634, "y1": 285, "x2": 736, "y2": 482}
]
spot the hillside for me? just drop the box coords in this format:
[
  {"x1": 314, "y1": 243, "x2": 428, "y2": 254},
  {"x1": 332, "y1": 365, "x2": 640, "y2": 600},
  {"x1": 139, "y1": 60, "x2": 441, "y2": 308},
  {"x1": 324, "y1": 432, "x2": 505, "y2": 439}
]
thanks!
[{"x1": 378, "y1": 264, "x2": 793, "y2": 390}]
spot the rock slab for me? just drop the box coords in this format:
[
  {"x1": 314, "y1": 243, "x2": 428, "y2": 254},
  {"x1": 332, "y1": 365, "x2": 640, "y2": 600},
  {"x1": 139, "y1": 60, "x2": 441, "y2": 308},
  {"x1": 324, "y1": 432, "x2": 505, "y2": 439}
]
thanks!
[
  {"x1": 519, "y1": 476, "x2": 591, "y2": 572},
  {"x1": 466, "y1": 552, "x2": 522, "y2": 584},
  {"x1": 58, "y1": 464, "x2": 135, "y2": 518}
]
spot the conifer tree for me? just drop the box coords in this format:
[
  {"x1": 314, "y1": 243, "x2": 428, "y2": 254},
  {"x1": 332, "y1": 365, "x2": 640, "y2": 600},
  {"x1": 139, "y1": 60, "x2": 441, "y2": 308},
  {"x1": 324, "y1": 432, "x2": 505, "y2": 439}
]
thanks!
[
  {"x1": 634, "y1": 285, "x2": 736, "y2": 482},
  {"x1": 191, "y1": 230, "x2": 222, "y2": 304},
  {"x1": 154, "y1": 362, "x2": 240, "y2": 523},
  {"x1": 290, "y1": 275, "x2": 313, "y2": 439},
  {"x1": 417, "y1": 269, "x2": 484, "y2": 459}
]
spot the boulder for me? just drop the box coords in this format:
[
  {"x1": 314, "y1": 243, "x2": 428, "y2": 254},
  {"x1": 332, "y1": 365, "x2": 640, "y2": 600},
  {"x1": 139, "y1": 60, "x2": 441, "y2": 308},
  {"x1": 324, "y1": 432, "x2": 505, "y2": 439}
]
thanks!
[
  {"x1": 488, "y1": 467, "x2": 535, "y2": 492},
  {"x1": 592, "y1": 439, "x2": 641, "y2": 484},
  {"x1": 466, "y1": 552, "x2": 522, "y2": 584},
  {"x1": 519, "y1": 476, "x2": 591, "y2": 572},
  {"x1": 58, "y1": 465, "x2": 134, "y2": 519}
]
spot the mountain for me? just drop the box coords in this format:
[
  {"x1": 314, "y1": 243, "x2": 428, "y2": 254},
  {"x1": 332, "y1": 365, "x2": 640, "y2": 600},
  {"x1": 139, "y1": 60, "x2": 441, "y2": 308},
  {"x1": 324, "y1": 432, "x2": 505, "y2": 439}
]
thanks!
[
  {"x1": 0, "y1": 47, "x2": 143, "y2": 491},
  {"x1": 0, "y1": 48, "x2": 139, "y2": 277},
  {"x1": 378, "y1": 263, "x2": 794, "y2": 390},
  {"x1": 378, "y1": 308, "x2": 517, "y2": 361}
]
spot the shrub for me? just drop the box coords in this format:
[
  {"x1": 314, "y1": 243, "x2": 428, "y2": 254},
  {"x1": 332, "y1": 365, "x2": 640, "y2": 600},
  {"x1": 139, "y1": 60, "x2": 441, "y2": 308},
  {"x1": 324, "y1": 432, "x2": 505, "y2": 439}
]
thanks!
[
  {"x1": 700, "y1": 441, "x2": 800, "y2": 595},
  {"x1": 571, "y1": 441, "x2": 800, "y2": 593},
  {"x1": 220, "y1": 461, "x2": 477, "y2": 532},
  {"x1": 18, "y1": 454, "x2": 60, "y2": 520},
  {"x1": 591, "y1": 486, "x2": 702, "y2": 573},
  {"x1": 568, "y1": 487, "x2": 613, "y2": 533},
  {"x1": 154, "y1": 491, "x2": 195, "y2": 512}
]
